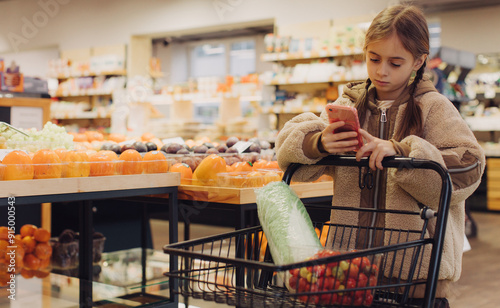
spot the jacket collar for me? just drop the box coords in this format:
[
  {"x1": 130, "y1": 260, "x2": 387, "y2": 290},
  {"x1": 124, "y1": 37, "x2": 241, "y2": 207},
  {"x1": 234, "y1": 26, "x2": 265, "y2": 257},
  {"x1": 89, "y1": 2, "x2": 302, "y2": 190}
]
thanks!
[{"x1": 342, "y1": 75, "x2": 438, "y2": 112}]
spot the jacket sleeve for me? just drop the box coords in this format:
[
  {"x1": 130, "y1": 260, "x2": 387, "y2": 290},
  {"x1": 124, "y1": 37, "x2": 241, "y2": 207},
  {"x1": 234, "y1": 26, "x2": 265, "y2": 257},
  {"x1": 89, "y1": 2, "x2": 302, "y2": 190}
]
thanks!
[
  {"x1": 391, "y1": 93, "x2": 486, "y2": 209},
  {"x1": 275, "y1": 111, "x2": 331, "y2": 182}
]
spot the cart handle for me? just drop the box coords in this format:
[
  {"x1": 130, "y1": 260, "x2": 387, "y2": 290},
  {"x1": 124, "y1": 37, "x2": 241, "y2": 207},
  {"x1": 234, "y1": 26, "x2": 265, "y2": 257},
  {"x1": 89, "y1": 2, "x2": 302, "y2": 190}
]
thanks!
[{"x1": 281, "y1": 155, "x2": 452, "y2": 308}]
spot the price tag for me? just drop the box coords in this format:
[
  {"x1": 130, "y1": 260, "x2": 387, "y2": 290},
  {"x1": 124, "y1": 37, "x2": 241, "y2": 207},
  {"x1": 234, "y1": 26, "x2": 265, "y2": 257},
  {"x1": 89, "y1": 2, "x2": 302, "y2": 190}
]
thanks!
[
  {"x1": 11, "y1": 106, "x2": 43, "y2": 130},
  {"x1": 232, "y1": 141, "x2": 253, "y2": 154},
  {"x1": 162, "y1": 137, "x2": 185, "y2": 145}
]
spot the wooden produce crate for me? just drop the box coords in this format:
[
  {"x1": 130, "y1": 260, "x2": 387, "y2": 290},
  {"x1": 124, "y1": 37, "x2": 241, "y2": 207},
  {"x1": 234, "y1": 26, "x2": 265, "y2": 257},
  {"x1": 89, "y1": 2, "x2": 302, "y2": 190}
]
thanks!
[{"x1": 177, "y1": 181, "x2": 333, "y2": 204}]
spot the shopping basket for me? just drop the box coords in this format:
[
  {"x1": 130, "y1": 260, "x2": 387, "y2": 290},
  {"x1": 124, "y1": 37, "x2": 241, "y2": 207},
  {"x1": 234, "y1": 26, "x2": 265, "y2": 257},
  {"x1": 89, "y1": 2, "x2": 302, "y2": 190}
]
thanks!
[{"x1": 163, "y1": 155, "x2": 453, "y2": 307}]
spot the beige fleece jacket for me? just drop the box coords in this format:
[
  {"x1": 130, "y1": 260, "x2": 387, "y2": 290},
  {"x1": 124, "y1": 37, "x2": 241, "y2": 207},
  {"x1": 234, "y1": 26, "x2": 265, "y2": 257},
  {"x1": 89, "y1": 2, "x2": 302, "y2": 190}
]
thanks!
[{"x1": 276, "y1": 76, "x2": 485, "y2": 297}]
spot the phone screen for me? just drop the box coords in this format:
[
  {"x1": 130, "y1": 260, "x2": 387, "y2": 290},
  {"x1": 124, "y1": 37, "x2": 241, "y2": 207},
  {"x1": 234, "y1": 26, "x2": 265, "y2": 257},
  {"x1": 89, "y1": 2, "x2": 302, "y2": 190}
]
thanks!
[{"x1": 325, "y1": 104, "x2": 363, "y2": 149}]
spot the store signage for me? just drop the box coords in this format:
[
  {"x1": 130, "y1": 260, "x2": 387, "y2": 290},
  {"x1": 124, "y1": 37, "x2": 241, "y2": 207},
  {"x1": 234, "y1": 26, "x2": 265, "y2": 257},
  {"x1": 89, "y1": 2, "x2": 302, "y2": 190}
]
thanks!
[
  {"x1": 10, "y1": 106, "x2": 43, "y2": 130},
  {"x1": 232, "y1": 141, "x2": 253, "y2": 154}
]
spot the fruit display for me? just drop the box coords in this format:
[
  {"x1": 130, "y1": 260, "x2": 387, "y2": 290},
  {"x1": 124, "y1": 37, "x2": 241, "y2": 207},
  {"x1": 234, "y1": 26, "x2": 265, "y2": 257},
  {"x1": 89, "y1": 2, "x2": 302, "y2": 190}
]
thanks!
[
  {"x1": 0, "y1": 224, "x2": 52, "y2": 286},
  {"x1": 286, "y1": 249, "x2": 379, "y2": 306},
  {"x1": 0, "y1": 122, "x2": 74, "y2": 152},
  {"x1": 49, "y1": 229, "x2": 106, "y2": 269},
  {"x1": 0, "y1": 148, "x2": 172, "y2": 180}
]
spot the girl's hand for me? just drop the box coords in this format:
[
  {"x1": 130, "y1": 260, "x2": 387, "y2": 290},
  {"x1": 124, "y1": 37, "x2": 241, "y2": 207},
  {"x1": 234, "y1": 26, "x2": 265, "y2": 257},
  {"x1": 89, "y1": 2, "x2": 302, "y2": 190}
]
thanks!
[
  {"x1": 356, "y1": 129, "x2": 397, "y2": 170},
  {"x1": 321, "y1": 121, "x2": 361, "y2": 153}
]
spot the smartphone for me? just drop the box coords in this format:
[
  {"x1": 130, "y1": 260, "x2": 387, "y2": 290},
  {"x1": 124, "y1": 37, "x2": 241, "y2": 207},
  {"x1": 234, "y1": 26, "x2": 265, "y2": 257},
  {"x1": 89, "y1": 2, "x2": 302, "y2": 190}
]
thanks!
[{"x1": 325, "y1": 104, "x2": 364, "y2": 150}]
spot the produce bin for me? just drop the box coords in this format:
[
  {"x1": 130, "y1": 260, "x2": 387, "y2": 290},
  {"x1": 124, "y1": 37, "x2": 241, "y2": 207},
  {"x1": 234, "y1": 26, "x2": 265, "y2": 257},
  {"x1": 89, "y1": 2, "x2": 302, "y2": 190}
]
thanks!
[{"x1": 164, "y1": 155, "x2": 453, "y2": 308}]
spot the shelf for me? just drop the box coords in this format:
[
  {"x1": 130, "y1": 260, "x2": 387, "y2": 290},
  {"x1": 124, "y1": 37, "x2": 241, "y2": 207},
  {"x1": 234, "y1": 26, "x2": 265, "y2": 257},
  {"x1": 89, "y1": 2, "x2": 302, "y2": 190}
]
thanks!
[
  {"x1": 464, "y1": 116, "x2": 500, "y2": 131},
  {"x1": 265, "y1": 78, "x2": 363, "y2": 87},
  {"x1": 261, "y1": 104, "x2": 325, "y2": 114},
  {"x1": 176, "y1": 181, "x2": 333, "y2": 204},
  {"x1": 49, "y1": 69, "x2": 127, "y2": 79},
  {"x1": 261, "y1": 48, "x2": 364, "y2": 62},
  {"x1": 50, "y1": 90, "x2": 115, "y2": 97},
  {"x1": 0, "y1": 173, "x2": 180, "y2": 200}
]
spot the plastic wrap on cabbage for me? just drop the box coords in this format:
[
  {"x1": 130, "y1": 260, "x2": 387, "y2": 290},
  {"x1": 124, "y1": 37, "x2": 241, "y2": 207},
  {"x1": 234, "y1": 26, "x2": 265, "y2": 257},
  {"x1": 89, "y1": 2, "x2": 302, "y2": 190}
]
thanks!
[{"x1": 256, "y1": 181, "x2": 322, "y2": 265}]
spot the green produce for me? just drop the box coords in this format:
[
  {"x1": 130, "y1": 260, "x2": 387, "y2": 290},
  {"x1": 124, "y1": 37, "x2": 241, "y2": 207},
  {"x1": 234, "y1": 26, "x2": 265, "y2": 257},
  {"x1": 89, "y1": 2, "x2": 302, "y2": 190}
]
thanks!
[{"x1": 256, "y1": 181, "x2": 322, "y2": 265}]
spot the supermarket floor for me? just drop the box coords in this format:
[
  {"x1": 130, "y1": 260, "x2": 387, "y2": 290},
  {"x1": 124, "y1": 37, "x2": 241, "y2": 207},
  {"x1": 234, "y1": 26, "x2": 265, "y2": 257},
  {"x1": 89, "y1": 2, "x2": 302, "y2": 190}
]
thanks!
[{"x1": 151, "y1": 210, "x2": 500, "y2": 308}]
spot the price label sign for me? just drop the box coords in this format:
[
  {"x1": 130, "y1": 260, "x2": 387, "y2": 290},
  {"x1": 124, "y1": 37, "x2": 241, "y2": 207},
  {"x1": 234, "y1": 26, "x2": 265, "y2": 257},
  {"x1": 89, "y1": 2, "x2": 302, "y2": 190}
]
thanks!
[
  {"x1": 10, "y1": 106, "x2": 43, "y2": 130},
  {"x1": 232, "y1": 141, "x2": 253, "y2": 154}
]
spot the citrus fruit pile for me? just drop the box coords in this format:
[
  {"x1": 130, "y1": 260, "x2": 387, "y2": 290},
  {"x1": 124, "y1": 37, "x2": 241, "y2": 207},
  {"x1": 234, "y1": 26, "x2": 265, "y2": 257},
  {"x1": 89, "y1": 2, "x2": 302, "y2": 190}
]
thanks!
[
  {"x1": 0, "y1": 224, "x2": 52, "y2": 285},
  {"x1": 0, "y1": 148, "x2": 171, "y2": 180}
]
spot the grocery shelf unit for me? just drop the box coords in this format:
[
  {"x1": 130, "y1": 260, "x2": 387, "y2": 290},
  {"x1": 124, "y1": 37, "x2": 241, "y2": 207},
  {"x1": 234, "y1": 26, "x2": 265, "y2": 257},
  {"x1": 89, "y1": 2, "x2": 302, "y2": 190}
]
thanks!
[
  {"x1": 261, "y1": 50, "x2": 365, "y2": 130},
  {"x1": 463, "y1": 116, "x2": 500, "y2": 211},
  {"x1": 0, "y1": 173, "x2": 180, "y2": 307},
  {"x1": 50, "y1": 70, "x2": 127, "y2": 128}
]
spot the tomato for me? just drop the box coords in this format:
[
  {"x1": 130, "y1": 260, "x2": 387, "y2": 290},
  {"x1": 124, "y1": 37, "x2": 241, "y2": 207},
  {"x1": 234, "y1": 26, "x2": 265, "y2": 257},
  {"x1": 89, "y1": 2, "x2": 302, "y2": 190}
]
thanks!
[{"x1": 289, "y1": 276, "x2": 298, "y2": 290}]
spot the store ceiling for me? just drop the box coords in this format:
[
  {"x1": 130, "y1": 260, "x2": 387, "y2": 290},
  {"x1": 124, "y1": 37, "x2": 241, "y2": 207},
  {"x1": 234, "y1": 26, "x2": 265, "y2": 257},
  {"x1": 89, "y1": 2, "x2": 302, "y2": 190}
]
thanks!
[
  {"x1": 405, "y1": 0, "x2": 500, "y2": 13},
  {"x1": 154, "y1": 25, "x2": 274, "y2": 45}
]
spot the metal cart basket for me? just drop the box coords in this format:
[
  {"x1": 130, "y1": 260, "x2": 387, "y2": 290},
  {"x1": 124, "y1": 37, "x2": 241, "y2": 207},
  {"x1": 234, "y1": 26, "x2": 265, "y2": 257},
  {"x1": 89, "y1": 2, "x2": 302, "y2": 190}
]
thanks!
[{"x1": 164, "y1": 155, "x2": 453, "y2": 307}]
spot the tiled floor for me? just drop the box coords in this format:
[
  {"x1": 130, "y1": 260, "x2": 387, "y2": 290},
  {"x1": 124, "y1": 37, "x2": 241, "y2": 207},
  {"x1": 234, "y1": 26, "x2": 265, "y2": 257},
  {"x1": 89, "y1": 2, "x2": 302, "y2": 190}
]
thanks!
[
  {"x1": 1, "y1": 212, "x2": 498, "y2": 307},
  {"x1": 151, "y1": 211, "x2": 500, "y2": 308}
]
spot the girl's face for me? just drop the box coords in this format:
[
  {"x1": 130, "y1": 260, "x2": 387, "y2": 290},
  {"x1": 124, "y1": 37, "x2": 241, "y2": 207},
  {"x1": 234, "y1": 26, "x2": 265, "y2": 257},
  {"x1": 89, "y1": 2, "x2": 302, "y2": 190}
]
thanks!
[{"x1": 365, "y1": 33, "x2": 426, "y2": 101}]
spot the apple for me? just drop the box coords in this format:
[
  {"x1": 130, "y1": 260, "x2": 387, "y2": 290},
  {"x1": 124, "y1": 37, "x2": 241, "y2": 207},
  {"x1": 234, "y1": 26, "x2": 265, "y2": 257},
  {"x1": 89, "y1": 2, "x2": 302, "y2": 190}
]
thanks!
[{"x1": 287, "y1": 249, "x2": 379, "y2": 306}]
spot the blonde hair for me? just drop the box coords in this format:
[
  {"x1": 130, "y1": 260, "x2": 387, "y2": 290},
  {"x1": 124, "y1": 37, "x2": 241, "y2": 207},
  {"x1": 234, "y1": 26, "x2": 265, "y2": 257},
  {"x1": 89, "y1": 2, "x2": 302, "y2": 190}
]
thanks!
[{"x1": 356, "y1": 5, "x2": 430, "y2": 141}]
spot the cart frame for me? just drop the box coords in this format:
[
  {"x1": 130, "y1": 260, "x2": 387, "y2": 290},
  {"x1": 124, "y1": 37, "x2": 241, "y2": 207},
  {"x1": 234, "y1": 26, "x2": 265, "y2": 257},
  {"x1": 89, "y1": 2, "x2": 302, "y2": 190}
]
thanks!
[{"x1": 164, "y1": 155, "x2": 453, "y2": 308}]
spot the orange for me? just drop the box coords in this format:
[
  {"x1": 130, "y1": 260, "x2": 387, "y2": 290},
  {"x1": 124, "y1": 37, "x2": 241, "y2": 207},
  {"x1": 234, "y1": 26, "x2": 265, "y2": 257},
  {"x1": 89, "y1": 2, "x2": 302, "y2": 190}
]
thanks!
[
  {"x1": 20, "y1": 268, "x2": 34, "y2": 279},
  {"x1": 0, "y1": 240, "x2": 8, "y2": 258},
  {"x1": 141, "y1": 132, "x2": 155, "y2": 142},
  {"x1": 85, "y1": 131, "x2": 104, "y2": 142},
  {"x1": 89, "y1": 152, "x2": 115, "y2": 176},
  {"x1": 34, "y1": 269, "x2": 50, "y2": 278},
  {"x1": 143, "y1": 151, "x2": 168, "y2": 174},
  {"x1": 252, "y1": 159, "x2": 268, "y2": 171},
  {"x1": 2, "y1": 150, "x2": 34, "y2": 180},
  {"x1": 33, "y1": 228, "x2": 50, "y2": 243},
  {"x1": 119, "y1": 149, "x2": 143, "y2": 175},
  {"x1": 54, "y1": 148, "x2": 69, "y2": 160},
  {"x1": 23, "y1": 254, "x2": 40, "y2": 270},
  {"x1": 233, "y1": 161, "x2": 253, "y2": 172},
  {"x1": 39, "y1": 256, "x2": 51, "y2": 269},
  {"x1": 99, "y1": 150, "x2": 119, "y2": 160},
  {"x1": 34, "y1": 242, "x2": 52, "y2": 260},
  {"x1": 246, "y1": 171, "x2": 264, "y2": 187},
  {"x1": 266, "y1": 160, "x2": 280, "y2": 169},
  {"x1": 32, "y1": 149, "x2": 63, "y2": 179},
  {"x1": 0, "y1": 227, "x2": 8, "y2": 240},
  {"x1": 193, "y1": 154, "x2": 226, "y2": 186},
  {"x1": 0, "y1": 163, "x2": 5, "y2": 180},
  {"x1": 21, "y1": 236, "x2": 36, "y2": 254},
  {"x1": 108, "y1": 133, "x2": 127, "y2": 143},
  {"x1": 20, "y1": 224, "x2": 37, "y2": 238},
  {"x1": 170, "y1": 163, "x2": 192, "y2": 184},
  {"x1": 263, "y1": 170, "x2": 282, "y2": 185},
  {"x1": 61, "y1": 150, "x2": 90, "y2": 177}
]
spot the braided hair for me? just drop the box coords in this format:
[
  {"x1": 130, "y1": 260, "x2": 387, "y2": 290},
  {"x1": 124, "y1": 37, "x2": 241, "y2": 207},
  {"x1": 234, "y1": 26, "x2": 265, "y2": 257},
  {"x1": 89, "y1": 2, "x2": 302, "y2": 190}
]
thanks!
[{"x1": 356, "y1": 4, "x2": 430, "y2": 141}]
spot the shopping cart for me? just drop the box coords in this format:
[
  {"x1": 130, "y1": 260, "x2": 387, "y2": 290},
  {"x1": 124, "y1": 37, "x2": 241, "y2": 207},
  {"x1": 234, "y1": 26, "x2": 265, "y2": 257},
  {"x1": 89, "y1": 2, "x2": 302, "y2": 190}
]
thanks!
[{"x1": 163, "y1": 155, "x2": 453, "y2": 307}]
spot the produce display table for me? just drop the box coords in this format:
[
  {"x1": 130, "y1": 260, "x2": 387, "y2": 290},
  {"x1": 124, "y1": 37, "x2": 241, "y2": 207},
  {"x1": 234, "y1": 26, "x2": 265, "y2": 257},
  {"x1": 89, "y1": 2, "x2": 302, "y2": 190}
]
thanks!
[
  {"x1": 145, "y1": 181, "x2": 334, "y2": 240},
  {"x1": 0, "y1": 173, "x2": 180, "y2": 308}
]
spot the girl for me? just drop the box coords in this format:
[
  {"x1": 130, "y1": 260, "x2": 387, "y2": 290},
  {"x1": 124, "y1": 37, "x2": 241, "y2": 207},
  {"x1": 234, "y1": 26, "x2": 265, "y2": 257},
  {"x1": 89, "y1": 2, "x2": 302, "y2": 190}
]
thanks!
[{"x1": 275, "y1": 4, "x2": 485, "y2": 307}]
